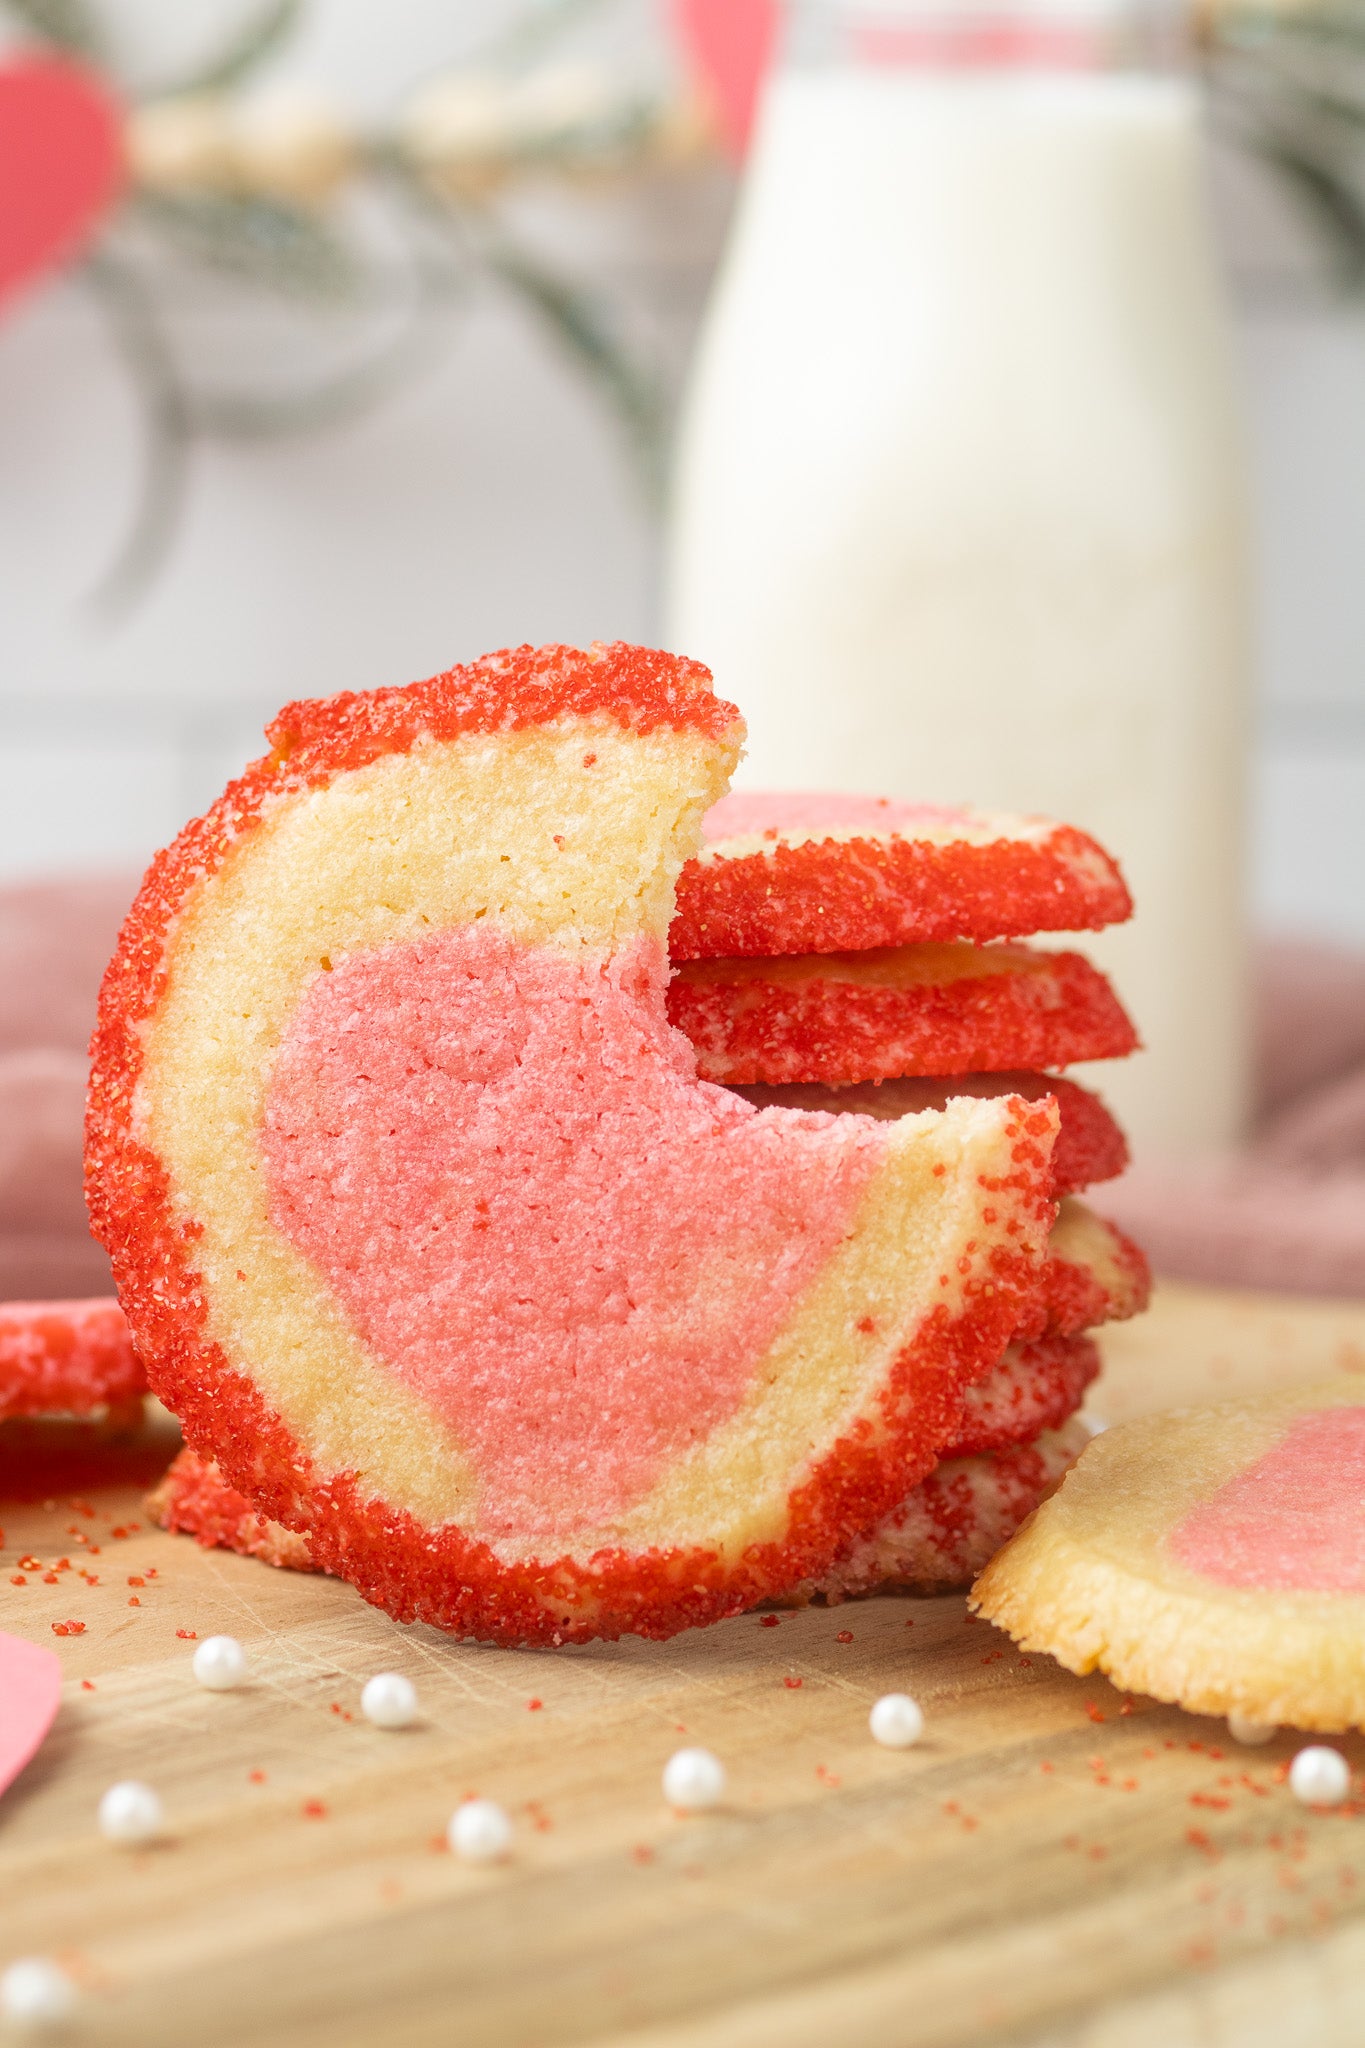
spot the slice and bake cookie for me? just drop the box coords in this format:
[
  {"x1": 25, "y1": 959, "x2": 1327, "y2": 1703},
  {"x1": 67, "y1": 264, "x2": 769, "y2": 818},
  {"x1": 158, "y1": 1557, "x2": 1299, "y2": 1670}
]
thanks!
[
  {"x1": 944, "y1": 1336, "x2": 1099, "y2": 1459},
  {"x1": 729, "y1": 1071, "x2": 1128, "y2": 1198},
  {"x1": 793, "y1": 1420, "x2": 1091, "y2": 1602},
  {"x1": 0, "y1": 1298, "x2": 144, "y2": 1420},
  {"x1": 150, "y1": 1447, "x2": 315, "y2": 1572},
  {"x1": 668, "y1": 942, "x2": 1138, "y2": 1087},
  {"x1": 89, "y1": 643, "x2": 1057, "y2": 1646},
  {"x1": 671, "y1": 794, "x2": 1132, "y2": 960},
  {"x1": 973, "y1": 1382, "x2": 1365, "y2": 1730}
]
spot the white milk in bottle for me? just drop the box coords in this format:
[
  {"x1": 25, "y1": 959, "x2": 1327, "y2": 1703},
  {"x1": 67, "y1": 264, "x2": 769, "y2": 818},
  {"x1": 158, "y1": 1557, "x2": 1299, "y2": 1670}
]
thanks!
[{"x1": 667, "y1": 0, "x2": 1252, "y2": 1155}]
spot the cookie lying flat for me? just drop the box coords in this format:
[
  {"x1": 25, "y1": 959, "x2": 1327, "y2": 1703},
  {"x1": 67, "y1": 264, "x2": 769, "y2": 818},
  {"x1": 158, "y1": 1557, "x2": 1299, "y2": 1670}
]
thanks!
[
  {"x1": 88, "y1": 642, "x2": 1057, "y2": 1647},
  {"x1": 671, "y1": 793, "x2": 1132, "y2": 961},
  {"x1": 0, "y1": 1298, "x2": 144, "y2": 1420},
  {"x1": 668, "y1": 942, "x2": 1137, "y2": 1087},
  {"x1": 793, "y1": 1420, "x2": 1089, "y2": 1603},
  {"x1": 728, "y1": 1071, "x2": 1128, "y2": 1198},
  {"x1": 941, "y1": 1335, "x2": 1099, "y2": 1458},
  {"x1": 150, "y1": 1446, "x2": 314, "y2": 1572},
  {"x1": 972, "y1": 1382, "x2": 1365, "y2": 1731}
]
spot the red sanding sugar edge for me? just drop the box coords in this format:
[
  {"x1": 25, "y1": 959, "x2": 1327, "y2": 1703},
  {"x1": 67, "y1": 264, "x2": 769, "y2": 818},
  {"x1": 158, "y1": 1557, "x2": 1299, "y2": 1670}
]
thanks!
[
  {"x1": 149, "y1": 1447, "x2": 316, "y2": 1572},
  {"x1": 86, "y1": 646, "x2": 1057, "y2": 1645},
  {"x1": 941, "y1": 1334, "x2": 1099, "y2": 1459},
  {"x1": 670, "y1": 823, "x2": 1132, "y2": 961},
  {"x1": 0, "y1": 1298, "x2": 145, "y2": 1420},
  {"x1": 1036, "y1": 1219, "x2": 1150, "y2": 1341},
  {"x1": 669, "y1": 949, "x2": 1139, "y2": 1087}
]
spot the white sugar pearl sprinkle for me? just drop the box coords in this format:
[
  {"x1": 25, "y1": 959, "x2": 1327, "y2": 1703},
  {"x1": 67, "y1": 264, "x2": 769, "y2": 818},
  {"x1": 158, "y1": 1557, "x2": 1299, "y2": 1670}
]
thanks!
[
  {"x1": 869, "y1": 1693, "x2": 925, "y2": 1749},
  {"x1": 192, "y1": 1635, "x2": 247, "y2": 1691},
  {"x1": 662, "y1": 1747, "x2": 726, "y2": 1812},
  {"x1": 361, "y1": 1672, "x2": 418, "y2": 1730},
  {"x1": 1228, "y1": 1710, "x2": 1277, "y2": 1747},
  {"x1": 447, "y1": 1798, "x2": 513, "y2": 1863},
  {"x1": 0, "y1": 1959, "x2": 77, "y2": 2033},
  {"x1": 1290, "y1": 1745, "x2": 1351, "y2": 1809},
  {"x1": 98, "y1": 1779, "x2": 164, "y2": 1847}
]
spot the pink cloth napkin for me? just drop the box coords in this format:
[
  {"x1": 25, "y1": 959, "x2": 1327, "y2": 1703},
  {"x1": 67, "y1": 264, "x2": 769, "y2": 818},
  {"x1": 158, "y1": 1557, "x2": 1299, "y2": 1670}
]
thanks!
[
  {"x1": 0, "y1": 876, "x2": 1362, "y2": 1302},
  {"x1": 1096, "y1": 939, "x2": 1365, "y2": 1299},
  {"x1": 0, "y1": 873, "x2": 136, "y2": 1298}
]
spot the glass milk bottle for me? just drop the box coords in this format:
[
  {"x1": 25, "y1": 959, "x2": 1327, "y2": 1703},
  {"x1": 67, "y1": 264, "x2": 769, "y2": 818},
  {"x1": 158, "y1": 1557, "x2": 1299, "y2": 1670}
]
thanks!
[{"x1": 667, "y1": 0, "x2": 1252, "y2": 1157}]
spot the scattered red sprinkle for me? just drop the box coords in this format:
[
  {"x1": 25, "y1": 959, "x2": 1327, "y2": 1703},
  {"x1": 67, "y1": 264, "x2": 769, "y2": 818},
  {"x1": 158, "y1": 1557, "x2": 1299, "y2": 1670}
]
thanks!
[
  {"x1": 51, "y1": 1620, "x2": 85, "y2": 1636},
  {"x1": 248, "y1": 1770, "x2": 267, "y2": 1785},
  {"x1": 428, "y1": 1834, "x2": 449, "y2": 1854},
  {"x1": 815, "y1": 1764, "x2": 842, "y2": 1787},
  {"x1": 1084, "y1": 1701, "x2": 1106, "y2": 1724},
  {"x1": 9, "y1": 1575, "x2": 25, "y2": 1587},
  {"x1": 856, "y1": 1316, "x2": 875, "y2": 1334},
  {"x1": 127, "y1": 1576, "x2": 144, "y2": 1588},
  {"x1": 80, "y1": 1679, "x2": 95, "y2": 1692},
  {"x1": 1086, "y1": 1843, "x2": 1107, "y2": 1860},
  {"x1": 629, "y1": 1844, "x2": 655, "y2": 1865},
  {"x1": 783, "y1": 1676, "x2": 803, "y2": 1689},
  {"x1": 1186, "y1": 1827, "x2": 1220, "y2": 1860},
  {"x1": 758, "y1": 1615, "x2": 781, "y2": 1629},
  {"x1": 176, "y1": 1629, "x2": 197, "y2": 1640},
  {"x1": 301, "y1": 1799, "x2": 328, "y2": 1820},
  {"x1": 42, "y1": 1572, "x2": 59, "y2": 1585},
  {"x1": 127, "y1": 1596, "x2": 140, "y2": 1607},
  {"x1": 835, "y1": 1630, "x2": 854, "y2": 1644},
  {"x1": 582, "y1": 752, "x2": 597, "y2": 767},
  {"x1": 1040, "y1": 1760, "x2": 1055, "y2": 1775},
  {"x1": 527, "y1": 1698, "x2": 543, "y2": 1712}
]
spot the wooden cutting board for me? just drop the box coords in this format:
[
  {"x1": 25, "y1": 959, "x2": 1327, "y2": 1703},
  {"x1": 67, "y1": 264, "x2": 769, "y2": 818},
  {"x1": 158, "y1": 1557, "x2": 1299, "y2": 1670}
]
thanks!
[{"x1": 4, "y1": 1279, "x2": 1365, "y2": 2048}]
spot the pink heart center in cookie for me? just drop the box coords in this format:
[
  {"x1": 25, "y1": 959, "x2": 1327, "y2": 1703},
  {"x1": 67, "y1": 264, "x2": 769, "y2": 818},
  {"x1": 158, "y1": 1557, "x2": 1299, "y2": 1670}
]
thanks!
[
  {"x1": 263, "y1": 930, "x2": 885, "y2": 1537},
  {"x1": 1170, "y1": 1407, "x2": 1365, "y2": 1594}
]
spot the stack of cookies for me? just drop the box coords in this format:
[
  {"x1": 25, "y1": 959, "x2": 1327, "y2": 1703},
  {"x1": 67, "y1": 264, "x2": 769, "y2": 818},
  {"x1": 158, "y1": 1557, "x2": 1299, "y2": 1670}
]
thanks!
[
  {"x1": 665, "y1": 791, "x2": 1150, "y2": 1599},
  {"x1": 84, "y1": 644, "x2": 1149, "y2": 1642}
]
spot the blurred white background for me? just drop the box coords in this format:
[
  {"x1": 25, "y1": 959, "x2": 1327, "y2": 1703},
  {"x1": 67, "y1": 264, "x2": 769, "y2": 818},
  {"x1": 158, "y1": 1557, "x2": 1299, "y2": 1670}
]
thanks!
[{"x1": 1, "y1": 0, "x2": 1362, "y2": 946}]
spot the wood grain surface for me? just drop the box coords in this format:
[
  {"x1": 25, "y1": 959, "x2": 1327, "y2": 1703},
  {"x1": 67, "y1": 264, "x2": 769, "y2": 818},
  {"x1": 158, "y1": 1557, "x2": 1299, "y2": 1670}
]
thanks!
[{"x1": 4, "y1": 1279, "x2": 1365, "y2": 2048}]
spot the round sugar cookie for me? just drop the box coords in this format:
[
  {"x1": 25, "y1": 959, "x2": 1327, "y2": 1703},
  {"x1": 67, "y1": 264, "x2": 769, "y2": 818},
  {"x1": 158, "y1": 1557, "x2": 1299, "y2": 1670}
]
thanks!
[
  {"x1": 0, "y1": 1298, "x2": 144, "y2": 1420},
  {"x1": 728, "y1": 1071, "x2": 1128, "y2": 1198},
  {"x1": 88, "y1": 642, "x2": 1059, "y2": 1648},
  {"x1": 971, "y1": 1381, "x2": 1365, "y2": 1731},
  {"x1": 941, "y1": 1335, "x2": 1098, "y2": 1458},
  {"x1": 668, "y1": 942, "x2": 1138, "y2": 1088},
  {"x1": 149, "y1": 1447, "x2": 315, "y2": 1572},
  {"x1": 670, "y1": 793, "x2": 1132, "y2": 962},
  {"x1": 792, "y1": 1421, "x2": 1089, "y2": 1603}
]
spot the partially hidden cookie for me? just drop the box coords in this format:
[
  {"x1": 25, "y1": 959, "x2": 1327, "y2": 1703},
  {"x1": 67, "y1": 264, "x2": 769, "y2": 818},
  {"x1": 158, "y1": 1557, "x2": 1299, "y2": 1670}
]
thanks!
[
  {"x1": 728, "y1": 1071, "x2": 1128, "y2": 1197},
  {"x1": 668, "y1": 942, "x2": 1138, "y2": 1087},
  {"x1": 0, "y1": 1298, "x2": 144, "y2": 1421},
  {"x1": 972, "y1": 1381, "x2": 1365, "y2": 1730},
  {"x1": 791, "y1": 1420, "x2": 1090, "y2": 1603},
  {"x1": 1034, "y1": 1200, "x2": 1150, "y2": 1341},
  {"x1": 88, "y1": 642, "x2": 1058, "y2": 1647},
  {"x1": 149, "y1": 1447, "x2": 315, "y2": 1572},
  {"x1": 671, "y1": 793, "x2": 1132, "y2": 962},
  {"x1": 942, "y1": 1335, "x2": 1099, "y2": 1458}
]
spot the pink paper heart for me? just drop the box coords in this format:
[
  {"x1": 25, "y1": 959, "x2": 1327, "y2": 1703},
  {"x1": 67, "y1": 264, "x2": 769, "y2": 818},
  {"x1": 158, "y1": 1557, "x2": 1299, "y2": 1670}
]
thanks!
[
  {"x1": 669, "y1": 0, "x2": 780, "y2": 159},
  {"x1": 0, "y1": 1631, "x2": 62, "y2": 1797},
  {"x1": 1171, "y1": 1406, "x2": 1365, "y2": 1594},
  {"x1": 0, "y1": 54, "x2": 125, "y2": 311}
]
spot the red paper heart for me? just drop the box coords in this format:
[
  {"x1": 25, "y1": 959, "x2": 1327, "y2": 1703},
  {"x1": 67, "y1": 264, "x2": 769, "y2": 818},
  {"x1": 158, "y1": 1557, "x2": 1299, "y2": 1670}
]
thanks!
[
  {"x1": 669, "y1": 0, "x2": 780, "y2": 159},
  {"x1": 0, "y1": 54, "x2": 124, "y2": 311},
  {"x1": 0, "y1": 1631, "x2": 62, "y2": 1797}
]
